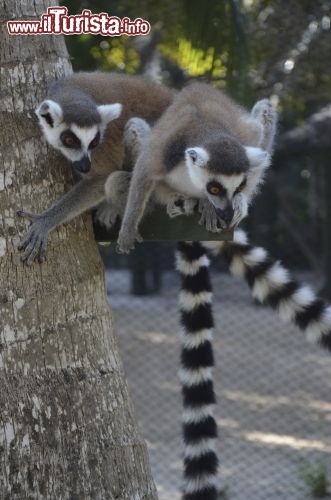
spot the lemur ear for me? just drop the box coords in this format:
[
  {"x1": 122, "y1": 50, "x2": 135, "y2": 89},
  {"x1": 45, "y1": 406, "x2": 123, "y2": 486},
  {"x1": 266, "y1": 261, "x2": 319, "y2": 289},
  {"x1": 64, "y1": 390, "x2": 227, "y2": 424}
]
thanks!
[
  {"x1": 244, "y1": 147, "x2": 270, "y2": 199},
  {"x1": 245, "y1": 146, "x2": 270, "y2": 171},
  {"x1": 36, "y1": 100, "x2": 63, "y2": 128},
  {"x1": 97, "y1": 103, "x2": 122, "y2": 126},
  {"x1": 185, "y1": 147, "x2": 209, "y2": 167}
]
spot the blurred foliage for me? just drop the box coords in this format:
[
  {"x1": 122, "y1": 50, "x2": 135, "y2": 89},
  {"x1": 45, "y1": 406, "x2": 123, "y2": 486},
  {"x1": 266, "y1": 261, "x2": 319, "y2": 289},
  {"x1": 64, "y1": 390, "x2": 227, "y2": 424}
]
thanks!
[
  {"x1": 61, "y1": 0, "x2": 331, "y2": 155},
  {"x1": 61, "y1": 0, "x2": 331, "y2": 113},
  {"x1": 62, "y1": 0, "x2": 250, "y2": 97},
  {"x1": 60, "y1": 0, "x2": 331, "y2": 292}
]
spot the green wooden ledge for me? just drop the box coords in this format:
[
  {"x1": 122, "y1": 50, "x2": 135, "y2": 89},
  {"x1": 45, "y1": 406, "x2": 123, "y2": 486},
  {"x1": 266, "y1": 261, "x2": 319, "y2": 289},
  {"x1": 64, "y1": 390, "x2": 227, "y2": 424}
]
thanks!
[{"x1": 93, "y1": 208, "x2": 233, "y2": 243}]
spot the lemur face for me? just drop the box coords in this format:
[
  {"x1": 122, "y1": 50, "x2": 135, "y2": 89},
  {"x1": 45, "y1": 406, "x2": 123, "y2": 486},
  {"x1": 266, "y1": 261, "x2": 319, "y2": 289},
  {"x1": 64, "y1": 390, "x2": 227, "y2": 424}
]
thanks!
[
  {"x1": 185, "y1": 144, "x2": 270, "y2": 228},
  {"x1": 36, "y1": 100, "x2": 122, "y2": 173}
]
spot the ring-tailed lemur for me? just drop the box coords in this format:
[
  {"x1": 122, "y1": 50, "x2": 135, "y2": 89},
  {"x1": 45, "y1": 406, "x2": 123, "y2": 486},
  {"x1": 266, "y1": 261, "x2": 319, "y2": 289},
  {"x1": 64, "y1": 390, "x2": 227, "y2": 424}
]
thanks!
[
  {"x1": 16, "y1": 72, "x2": 175, "y2": 265},
  {"x1": 100, "y1": 92, "x2": 277, "y2": 235},
  {"x1": 116, "y1": 83, "x2": 276, "y2": 253},
  {"x1": 100, "y1": 101, "x2": 276, "y2": 500},
  {"x1": 118, "y1": 112, "x2": 331, "y2": 500},
  {"x1": 105, "y1": 105, "x2": 331, "y2": 499}
]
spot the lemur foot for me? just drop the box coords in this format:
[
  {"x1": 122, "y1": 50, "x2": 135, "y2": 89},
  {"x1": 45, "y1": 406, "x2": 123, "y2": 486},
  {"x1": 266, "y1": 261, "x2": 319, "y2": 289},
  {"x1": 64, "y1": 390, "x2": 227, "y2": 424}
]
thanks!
[
  {"x1": 96, "y1": 171, "x2": 131, "y2": 229},
  {"x1": 17, "y1": 210, "x2": 49, "y2": 265},
  {"x1": 198, "y1": 199, "x2": 224, "y2": 232},
  {"x1": 95, "y1": 202, "x2": 120, "y2": 229},
  {"x1": 251, "y1": 98, "x2": 276, "y2": 127},
  {"x1": 117, "y1": 226, "x2": 143, "y2": 254},
  {"x1": 124, "y1": 117, "x2": 151, "y2": 163},
  {"x1": 251, "y1": 99, "x2": 277, "y2": 152},
  {"x1": 166, "y1": 193, "x2": 197, "y2": 218}
]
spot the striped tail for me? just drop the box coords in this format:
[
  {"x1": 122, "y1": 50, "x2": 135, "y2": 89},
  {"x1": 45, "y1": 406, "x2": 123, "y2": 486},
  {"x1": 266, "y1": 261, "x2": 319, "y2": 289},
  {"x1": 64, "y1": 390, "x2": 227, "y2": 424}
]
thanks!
[
  {"x1": 176, "y1": 241, "x2": 218, "y2": 500},
  {"x1": 202, "y1": 230, "x2": 331, "y2": 352}
]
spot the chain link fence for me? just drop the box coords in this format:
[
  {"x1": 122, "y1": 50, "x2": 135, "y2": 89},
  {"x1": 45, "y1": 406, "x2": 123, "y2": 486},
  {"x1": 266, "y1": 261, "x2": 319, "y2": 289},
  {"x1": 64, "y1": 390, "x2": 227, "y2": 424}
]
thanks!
[{"x1": 100, "y1": 242, "x2": 331, "y2": 500}]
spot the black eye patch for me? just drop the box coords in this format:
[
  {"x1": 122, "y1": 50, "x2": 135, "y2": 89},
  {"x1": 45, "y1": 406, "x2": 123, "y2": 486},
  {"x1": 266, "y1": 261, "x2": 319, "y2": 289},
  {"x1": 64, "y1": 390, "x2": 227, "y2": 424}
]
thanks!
[
  {"x1": 88, "y1": 131, "x2": 100, "y2": 150},
  {"x1": 234, "y1": 178, "x2": 247, "y2": 195},
  {"x1": 60, "y1": 130, "x2": 81, "y2": 149},
  {"x1": 207, "y1": 181, "x2": 226, "y2": 196},
  {"x1": 41, "y1": 112, "x2": 53, "y2": 127}
]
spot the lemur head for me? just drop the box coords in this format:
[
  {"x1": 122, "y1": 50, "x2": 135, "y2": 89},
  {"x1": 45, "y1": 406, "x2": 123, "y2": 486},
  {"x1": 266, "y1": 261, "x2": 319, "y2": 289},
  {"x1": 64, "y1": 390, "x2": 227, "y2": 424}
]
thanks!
[
  {"x1": 185, "y1": 134, "x2": 270, "y2": 228},
  {"x1": 36, "y1": 90, "x2": 122, "y2": 174}
]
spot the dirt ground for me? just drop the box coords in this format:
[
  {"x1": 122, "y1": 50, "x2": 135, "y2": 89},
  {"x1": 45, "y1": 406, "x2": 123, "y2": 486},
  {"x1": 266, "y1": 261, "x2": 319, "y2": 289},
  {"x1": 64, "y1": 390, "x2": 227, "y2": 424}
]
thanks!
[{"x1": 106, "y1": 268, "x2": 331, "y2": 500}]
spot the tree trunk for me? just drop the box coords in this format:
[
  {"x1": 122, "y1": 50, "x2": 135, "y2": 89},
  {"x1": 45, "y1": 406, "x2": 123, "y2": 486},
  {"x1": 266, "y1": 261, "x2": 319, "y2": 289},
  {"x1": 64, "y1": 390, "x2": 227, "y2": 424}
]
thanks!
[{"x1": 0, "y1": 1, "x2": 157, "y2": 498}]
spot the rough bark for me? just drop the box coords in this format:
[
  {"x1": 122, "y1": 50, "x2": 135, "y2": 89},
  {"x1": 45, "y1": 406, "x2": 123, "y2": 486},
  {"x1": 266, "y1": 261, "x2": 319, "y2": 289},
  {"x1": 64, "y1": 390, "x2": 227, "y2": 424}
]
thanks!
[{"x1": 0, "y1": 1, "x2": 157, "y2": 498}]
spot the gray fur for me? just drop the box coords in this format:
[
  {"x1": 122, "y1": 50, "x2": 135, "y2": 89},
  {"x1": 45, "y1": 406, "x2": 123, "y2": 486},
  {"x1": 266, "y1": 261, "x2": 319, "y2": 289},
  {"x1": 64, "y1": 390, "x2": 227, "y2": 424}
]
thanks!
[
  {"x1": 17, "y1": 72, "x2": 174, "y2": 265},
  {"x1": 117, "y1": 85, "x2": 277, "y2": 253},
  {"x1": 202, "y1": 133, "x2": 249, "y2": 175},
  {"x1": 49, "y1": 87, "x2": 102, "y2": 127}
]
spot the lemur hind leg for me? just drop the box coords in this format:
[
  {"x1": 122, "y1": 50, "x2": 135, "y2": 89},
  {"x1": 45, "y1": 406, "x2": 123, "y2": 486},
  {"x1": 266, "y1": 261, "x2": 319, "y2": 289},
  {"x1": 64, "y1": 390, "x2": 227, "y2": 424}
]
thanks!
[
  {"x1": 96, "y1": 171, "x2": 132, "y2": 229},
  {"x1": 251, "y1": 99, "x2": 277, "y2": 153},
  {"x1": 124, "y1": 117, "x2": 151, "y2": 164},
  {"x1": 123, "y1": 117, "x2": 197, "y2": 220},
  {"x1": 96, "y1": 117, "x2": 197, "y2": 230},
  {"x1": 95, "y1": 118, "x2": 151, "y2": 229}
]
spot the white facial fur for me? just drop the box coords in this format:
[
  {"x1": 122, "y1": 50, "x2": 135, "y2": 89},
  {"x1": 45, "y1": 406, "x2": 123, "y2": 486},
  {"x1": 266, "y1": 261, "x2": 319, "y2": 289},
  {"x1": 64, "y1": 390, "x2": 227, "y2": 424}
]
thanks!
[
  {"x1": 69, "y1": 124, "x2": 99, "y2": 161},
  {"x1": 206, "y1": 173, "x2": 246, "y2": 216},
  {"x1": 38, "y1": 120, "x2": 99, "y2": 163},
  {"x1": 35, "y1": 99, "x2": 122, "y2": 162},
  {"x1": 185, "y1": 147, "x2": 211, "y2": 192},
  {"x1": 218, "y1": 174, "x2": 245, "y2": 198}
]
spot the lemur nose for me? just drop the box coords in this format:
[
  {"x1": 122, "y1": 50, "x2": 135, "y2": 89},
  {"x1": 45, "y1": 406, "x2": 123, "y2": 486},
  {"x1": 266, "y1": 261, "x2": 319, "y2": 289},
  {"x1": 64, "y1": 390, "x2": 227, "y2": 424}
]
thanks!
[
  {"x1": 217, "y1": 206, "x2": 234, "y2": 227},
  {"x1": 72, "y1": 155, "x2": 91, "y2": 173}
]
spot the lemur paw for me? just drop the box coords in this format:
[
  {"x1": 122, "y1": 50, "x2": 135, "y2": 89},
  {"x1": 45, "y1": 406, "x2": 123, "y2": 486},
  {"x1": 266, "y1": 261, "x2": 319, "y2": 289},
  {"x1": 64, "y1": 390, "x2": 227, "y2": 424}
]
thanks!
[
  {"x1": 124, "y1": 117, "x2": 151, "y2": 140},
  {"x1": 95, "y1": 201, "x2": 120, "y2": 229},
  {"x1": 197, "y1": 199, "x2": 224, "y2": 232},
  {"x1": 166, "y1": 193, "x2": 196, "y2": 218},
  {"x1": 231, "y1": 193, "x2": 248, "y2": 227},
  {"x1": 17, "y1": 211, "x2": 49, "y2": 265},
  {"x1": 117, "y1": 227, "x2": 143, "y2": 254}
]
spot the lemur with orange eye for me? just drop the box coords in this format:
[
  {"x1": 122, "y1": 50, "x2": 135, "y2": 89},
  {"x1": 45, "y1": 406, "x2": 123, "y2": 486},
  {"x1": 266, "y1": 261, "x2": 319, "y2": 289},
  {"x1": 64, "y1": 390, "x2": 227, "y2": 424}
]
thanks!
[
  {"x1": 98, "y1": 82, "x2": 277, "y2": 253},
  {"x1": 98, "y1": 87, "x2": 277, "y2": 500}
]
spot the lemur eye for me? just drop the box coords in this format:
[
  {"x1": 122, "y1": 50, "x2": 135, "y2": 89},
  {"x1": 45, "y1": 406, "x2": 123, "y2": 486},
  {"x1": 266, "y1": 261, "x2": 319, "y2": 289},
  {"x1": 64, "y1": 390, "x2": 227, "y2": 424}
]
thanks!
[
  {"x1": 60, "y1": 131, "x2": 80, "y2": 149},
  {"x1": 89, "y1": 132, "x2": 100, "y2": 150},
  {"x1": 207, "y1": 182, "x2": 225, "y2": 196},
  {"x1": 64, "y1": 136, "x2": 75, "y2": 146}
]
